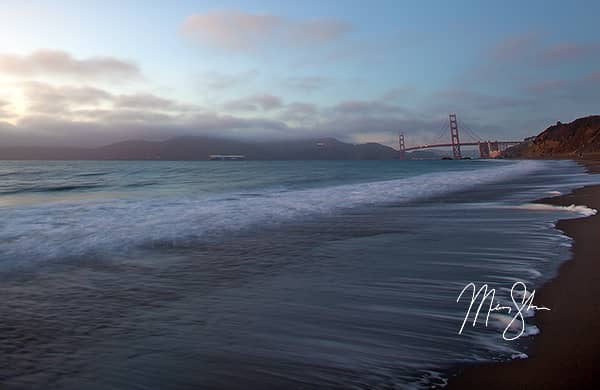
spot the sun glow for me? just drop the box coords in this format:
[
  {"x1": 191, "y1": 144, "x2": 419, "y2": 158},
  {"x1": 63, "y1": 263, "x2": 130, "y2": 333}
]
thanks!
[
  {"x1": 10, "y1": 90, "x2": 26, "y2": 119},
  {"x1": 0, "y1": 82, "x2": 26, "y2": 124}
]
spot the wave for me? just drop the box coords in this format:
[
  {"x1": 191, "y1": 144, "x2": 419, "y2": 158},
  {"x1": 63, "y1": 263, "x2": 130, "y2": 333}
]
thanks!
[
  {"x1": 124, "y1": 181, "x2": 159, "y2": 188},
  {"x1": 465, "y1": 201, "x2": 597, "y2": 218},
  {"x1": 512, "y1": 203, "x2": 597, "y2": 217},
  {"x1": 43, "y1": 184, "x2": 104, "y2": 192},
  {"x1": 0, "y1": 160, "x2": 545, "y2": 264},
  {"x1": 75, "y1": 172, "x2": 109, "y2": 177},
  {"x1": 0, "y1": 171, "x2": 18, "y2": 177},
  {"x1": 0, "y1": 184, "x2": 103, "y2": 195}
]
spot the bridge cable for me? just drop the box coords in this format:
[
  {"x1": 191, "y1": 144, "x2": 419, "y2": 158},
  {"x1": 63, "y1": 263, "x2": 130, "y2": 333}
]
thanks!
[
  {"x1": 460, "y1": 121, "x2": 484, "y2": 142},
  {"x1": 432, "y1": 118, "x2": 449, "y2": 143}
]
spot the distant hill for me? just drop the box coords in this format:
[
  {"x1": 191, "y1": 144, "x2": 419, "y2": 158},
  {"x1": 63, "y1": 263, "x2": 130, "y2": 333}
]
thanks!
[
  {"x1": 504, "y1": 115, "x2": 600, "y2": 158},
  {"x1": 0, "y1": 136, "x2": 402, "y2": 161}
]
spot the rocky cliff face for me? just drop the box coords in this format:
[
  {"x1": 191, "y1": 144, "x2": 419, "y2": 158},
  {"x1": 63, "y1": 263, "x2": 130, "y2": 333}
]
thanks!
[{"x1": 504, "y1": 115, "x2": 600, "y2": 158}]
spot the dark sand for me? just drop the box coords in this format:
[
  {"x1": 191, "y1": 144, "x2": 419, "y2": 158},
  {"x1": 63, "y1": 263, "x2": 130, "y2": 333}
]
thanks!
[{"x1": 447, "y1": 160, "x2": 600, "y2": 389}]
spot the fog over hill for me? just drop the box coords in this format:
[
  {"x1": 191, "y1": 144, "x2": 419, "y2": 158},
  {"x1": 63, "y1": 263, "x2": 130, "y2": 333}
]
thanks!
[{"x1": 0, "y1": 136, "x2": 402, "y2": 160}]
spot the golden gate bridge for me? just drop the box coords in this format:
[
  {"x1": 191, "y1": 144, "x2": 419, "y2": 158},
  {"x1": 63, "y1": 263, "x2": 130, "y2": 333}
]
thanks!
[{"x1": 398, "y1": 113, "x2": 523, "y2": 159}]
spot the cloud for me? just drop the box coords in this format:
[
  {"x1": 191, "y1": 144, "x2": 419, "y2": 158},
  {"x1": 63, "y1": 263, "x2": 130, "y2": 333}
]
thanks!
[
  {"x1": 526, "y1": 79, "x2": 569, "y2": 93},
  {"x1": 433, "y1": 89, "x2": 531, "y2": 110},
  {"x1": 113, "y1": 93, "x2": 199, "y2": 112},
  {"x1": 0, "y1": 80, "x2": 295, "y2": 147},
  {"x1": 181, "y1": 10, "x2": 352, "y2": 51},
  {"x1": 114, "y1": 93, "x2": 175, "y2": 109},
  {"x1": 331, "y1": 100, "x2": 406, "y2": 116},
  {"x1": 282, "y1": 76, "x2": 330, "y2": 91},
  {"x1": 524, "y1": 72, "x2": 600, "y2": 100},
  {"x1": 15, "y1": 82, "x2": 199, "y2": 119},
  {"x1": 586, "y1": 71, "x2": 600, "y2": 82},
  {"x1": 0, "y1": 120, "x2": 15, "y2": 130},
  {"x1": 1, "y1": 87, "x2": 532, "y2": 150},
  {"x1": 0, "y1": 79, "x2": 446, "y2": 148},
  {"x1": 20, "y1": 82, "x2": 113, "y2": 114},
  {"x1": 539, "y1": 42, "x2": 600, "y2": 63},
  {"x1": 4, "y1": 104, "x2": 457, "y2": 149},
  {"x1": 316, "y1": 113, "x2": 449, "y2": 144},
  {"x1": 381, "y1": 86, "x2": 417, "y2": 101},
  {"x1": 187, "y1": 113, "x2": 289, "y2": 134},
  {"x1": 94, "y1": 109, "x2": 182, "y2": 124},
  {"x1": 491, "y1": 32, "x2": 539, "y2": 61},
  {"x1": 2, "y1": 111, "x2": 293, "y2": 147},
  {"x1": 199, "y1": 70, "x2": 259, "y2": 90},
  {"x1": 280, "y1": 102, "x2": 318, "y2": 123},
  {"x1": 0, "y1": 50, "x2": 141, "y2": 80},
  {"x1": 223, "y1": 94, "x2": 283, "y2": 111},
  {"x1": 289, "y1": 19, "x2": 352, "y2": 46},
  {"x1": 0, "y1": 99, "x2": 12, "y2": 119},
  {"x1": 488, "y1": 34, "x2": 600, "y2": 66},
  {"x1": 0, "y1": 77, "x2": 563, "y2": 150}
]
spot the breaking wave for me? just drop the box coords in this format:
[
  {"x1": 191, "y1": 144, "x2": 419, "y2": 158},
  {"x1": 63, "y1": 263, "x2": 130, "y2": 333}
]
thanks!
[
  {"x1": 512, "y1": 203, "x2": 597, "y2": 217},
  {"x1": 0, "y1": 160, "x2": 545, "y2": 264}
]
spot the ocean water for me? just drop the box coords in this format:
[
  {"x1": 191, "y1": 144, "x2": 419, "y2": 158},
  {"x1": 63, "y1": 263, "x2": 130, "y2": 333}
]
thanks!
[{"x1": 0, "y1": 159, "x2": 598, "y2": 389}]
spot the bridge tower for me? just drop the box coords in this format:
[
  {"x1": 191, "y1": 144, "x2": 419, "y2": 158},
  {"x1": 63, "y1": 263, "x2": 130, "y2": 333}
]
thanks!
[
  {"x1": 479, "y1": 142, "x2": 491, "y2": 159},
  {"x1": 449, "y1": 113, "x2": 462, "y2": 159},
  {"x1": 398, "y1": 133, "x2": 406, "y2": 160}
]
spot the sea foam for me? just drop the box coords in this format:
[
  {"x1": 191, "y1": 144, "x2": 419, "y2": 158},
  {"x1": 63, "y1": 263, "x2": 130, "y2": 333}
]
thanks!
[
  {"x1": 514, "y1": 203, "x2": 597, "y2": 217},
  {"x1": 0, "y1": 160, "x2": 545, "y2": 264}
]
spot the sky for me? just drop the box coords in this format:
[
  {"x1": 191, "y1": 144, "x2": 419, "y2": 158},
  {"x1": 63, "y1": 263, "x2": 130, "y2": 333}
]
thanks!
[{"x1": 0, "y1": 0, "x2": 599, "y2": 148}]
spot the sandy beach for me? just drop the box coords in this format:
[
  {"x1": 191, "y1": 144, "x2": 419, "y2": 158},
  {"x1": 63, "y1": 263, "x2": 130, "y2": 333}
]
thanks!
[{"x1": 447, "y1": 160, "x2": 600, "y2": 389}]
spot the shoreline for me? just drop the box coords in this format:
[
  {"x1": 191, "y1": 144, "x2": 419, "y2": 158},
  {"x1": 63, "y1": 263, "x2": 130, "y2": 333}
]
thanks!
[{"x1": 446, "y1": 159, "x2": 600, "y2": 389}]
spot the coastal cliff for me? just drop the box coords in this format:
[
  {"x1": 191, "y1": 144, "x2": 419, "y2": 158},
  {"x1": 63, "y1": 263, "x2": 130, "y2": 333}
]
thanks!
[{"x1": 504, "y1": 115, "x2": 600, "y2": 158}]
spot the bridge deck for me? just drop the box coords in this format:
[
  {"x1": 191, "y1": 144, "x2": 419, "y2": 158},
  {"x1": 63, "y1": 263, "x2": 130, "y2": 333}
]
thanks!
[{"x1": 404, "y1": 141, "x2": 521, "y2": 152}]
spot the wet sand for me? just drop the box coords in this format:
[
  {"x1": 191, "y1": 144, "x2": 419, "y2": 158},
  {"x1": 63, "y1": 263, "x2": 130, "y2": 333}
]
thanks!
[{"x1": 447, "y1": 160, "x2": 600, "y2": 389}]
